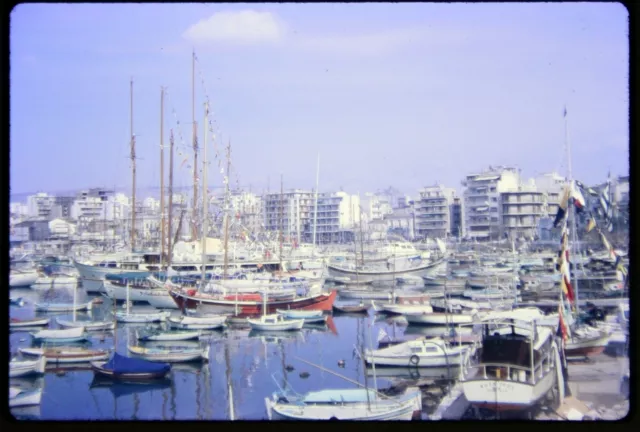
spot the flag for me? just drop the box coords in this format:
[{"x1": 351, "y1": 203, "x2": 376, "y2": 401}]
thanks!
[
  {"x1": 615, "y1": 255, "x2": 628, "y2": 278},
  {"x1": 586, "y1": 217, "x2": 596, "y2": 233},
  {"x1": 561, "y1": 274, "x2": 575, "y2": 303},
  {"x1": 570, "y1": 181, "x2": 586, "y2": 213},
  {"x1": 377, "y1": 328, "x2": 389, "y2": 343},
  {"x1": 557, "y1": 303, "x2": 569, "y2": 341},
  {"x1": 600, "y1": 232, "x2": 616, "y2": 260},
  {"x1": 553, "y1": 185, "x2": 571, "y2": 227}
]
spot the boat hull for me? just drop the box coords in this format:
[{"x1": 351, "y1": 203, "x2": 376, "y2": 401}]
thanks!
[
  {"x1": 20, "y1": 347, "x2": 110, "y2": 363},
  {"x1": 9, "y1": 357, "x2": 46, "y2": 378},
  {"x1": 10, "y1": 272, "x2": 39, "y2": 288},
  {"x1": 115, "y1": 311, "x2": 169, "y2": 323},
  {"x1": 404, "y1": 312, "x2": 475, "y2": 326},
  {"x1": 462, "y1": 372, "x2": 556, "y2": 412},
  {"x1": 328, "y1": 258, "x2": 445, "y2": 283},
  {"x1": 34, "y1": 302, "x2": 93, "y2": 313},
  {"x1": 56, "y1": 318, "x2": 115, "y2": 331},
  {"x1": 248, "y1": 318, "x2": 304, "y2": 331},
  {"x1": 565, "y1": 334, "x2": 610, "y2": 357},
  {"x1": 91, "y1": 362, "x2": 170, "y2": 380},
  {"x1": 138, "y1": 330, "x2": 200, "y2": 341},
  {"x1": 10, "y1": 318, "x2": 50, "y2": 328},
  {"x1": 9, "y1": 389, "x2": 42, "y2": 407},
  {"x1": 169, "y1": 289, "x2": 337, "y2": 315}
]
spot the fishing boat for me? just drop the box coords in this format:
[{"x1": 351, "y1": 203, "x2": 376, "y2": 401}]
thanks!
[
  {"x1": 564, "y1": 325, "x2": 610, "y2": 358},
  {"x1": 128, "y1": 344, "x2": 209, "y2": 363},
  {"x1": 91, "y1": 352, "x2": 171, "y2": 381},
  {"x1": 376, "y1": 304, "x2": 434, "y2": 316},
  {"x1": 167, "y1": 314, "x2": 227, "y2": 330},
  {"x1": 9, "y1": 388, "x2": 42, "y2": 407},
  {"x1": 404, "y1": 311, "x2": 477, "y2": 326},
  {"x1": 10, "y1": 317, "x2": 50, "y2": 328},
  {"x1": 56, "y1": 317, "x2": 115, "y2": 331},
  {"x1": 31, "y1": 327, "x2": 87, "y2": 344},
  {"x1": 364, "y1": 337, "x2": 469, "y2": 368},
  {"x1": 328, "y1": 257, "x2": 445, "y2": 284},
  {"x1": 458, "y1": 310, "x2": 564, "y2": 412},
  {"x1": 20, "y1": 347, "x2": 110, "y2": 363},
  {"x1": 248, "y1": 314, "x2": 304, "y2": 332},
  {"x1": 136, "y1": 328, "x2": 201, "y2": 342},
  {"x1": 115, "y1": 309, "x2": 170, "y2": 323},
  {"x1": 265, "y1": 385, "x2": 422, "y2": 420},
  {"x1": 338, "y1": 289, "x2": 394, "y2": 301},
  {"x1": 9, "y1": 356, "x2": 46, "y2": 377}
]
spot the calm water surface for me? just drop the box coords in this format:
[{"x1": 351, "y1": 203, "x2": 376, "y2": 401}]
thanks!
[{"x1": 10, "y1": 285, "x2": 452, "y2": 420}]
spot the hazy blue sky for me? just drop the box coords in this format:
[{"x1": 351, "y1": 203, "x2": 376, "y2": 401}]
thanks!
[{"x1": 10, "y1": 2, "x2": 629, "y2": 198}]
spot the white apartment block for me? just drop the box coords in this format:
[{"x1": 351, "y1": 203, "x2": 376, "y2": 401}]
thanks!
[
  {"x1": 500, "y1": 181, "x2": 545, "y2": 240},
  {"x1": 306, "y1": 191, "x2": 361, "y2": 244},
  {"x1": 10, "y1": 202, "x2": 29, "y2": 218},
  {"x1": 360, "y1": 193, "x2": 393, "y2": 222},
  {"x1": 263, "y1": 190, "x2": 315, "y2": 243},
  {"x1": 415, "y1": 185, "x2": 457, "y2": 239},
  {"x1": 27, "y1": 193, "x2": 55, "y2": 219},
  {"x1": 462, "y1": 166, "x2": 520, "y2": 241}
]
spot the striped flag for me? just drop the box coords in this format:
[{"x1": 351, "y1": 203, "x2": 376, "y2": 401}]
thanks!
[
  {"x1": 557, "y1": 303, "x2": 569, "y2": 341},
  {"x1": 570, "y1": 181, "x2": 586, "y2": 213},
  {"x1": 586, "y1": 217, "x2": 596, "y2": 233}
]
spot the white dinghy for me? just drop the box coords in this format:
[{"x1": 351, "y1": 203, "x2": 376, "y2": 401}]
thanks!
[
  {"x1": 167, "y1": 314, "x2": 227, "y2": 330},
  {"x1": 9, "y1": 388, "x2": 42, "y2": 407},
  {"x1": 31, "y1": 326, "x2": 87, "y2": 344},
  {"x1": 9, "y1": 356, "x2": 46, "y2": 378},
  {"x1": 364, "y1": 337, "x2": 469, "y2": 368}
]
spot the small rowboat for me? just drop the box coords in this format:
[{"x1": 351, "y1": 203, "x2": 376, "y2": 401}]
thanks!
[
  {"x1": 167, "y1": 314, "x2": 227, "y2": 330},
  {"x1": 20, "y1": 347, "x2": 110, "y2": 363},
  {"x1": 248, "y1": 314, "x2": 304, "y2": 332},
  {"x1": 333, "y1": 304, "x2": 369, "y2": 314},
  {"x1": 9, "y1": 388, "x2": 42, "y2": 407},
  {"x1": 31, "y1": 327, "x2": 87, "y2": 343},
  {"x1": 128, "y1": 344, "x2": 209, "y2": 363},
  {"x1": 34, "y1": 301, "x2": 93, "y2": 313},
  {"x1": 56, "y1": 317, "x2": 115, "y2": 331},
  {"x1": 9, "y1": 356, "x2": 46, "y2": 377},
  {"x1": 136, "y1": 329, "x2": 201, "y2": 342},
  {"x1": 91, "y1": 352, "x2": 171, "y2": 381},
  {"x1": 276, "y1": 309, "x2": 324, "y2": 319},
  {"x1": 10, "y1": 317, "x2": 50, "y2": 328}
]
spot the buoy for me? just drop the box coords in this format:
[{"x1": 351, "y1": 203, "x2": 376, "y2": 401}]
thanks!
[
  {"x1": 337, "y1": 360, "x2": 345, "y2": 368},
  {"x1": 285, "y1": 365, "x2": 295, "y2": 372}
]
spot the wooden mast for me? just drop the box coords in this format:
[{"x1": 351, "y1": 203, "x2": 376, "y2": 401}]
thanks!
[
  {"x1": 200, "y1": 101, "x2": 209, "y2": 290},
  {"x1": 279, "y1": 174, "x2": 284, "y2": 274},
  {"x1": 130, "y1": 78, "x2": 136, "y2": 252},
  {"x1": 160, "y1": 86, "x2": 166, "y2": 267},
  {"x1": 168, "y1": 130, "x2": 174, "y2": 265},
  {"x1": 223, "y1": 140, "x2": 232, "y2": 281},
  {"x1": 191, "y1": 49, "x2": 199, "y2": 242}
]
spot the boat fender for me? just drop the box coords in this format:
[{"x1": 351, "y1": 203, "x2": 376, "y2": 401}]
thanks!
[
  {"x1": 409, "y1": 355, "x2": 420, "y2": 365},
  {"x1": 187, "y1": 289, "x2": 197, "y2": 296}
]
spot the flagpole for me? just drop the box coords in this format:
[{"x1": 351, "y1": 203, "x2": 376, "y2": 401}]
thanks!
[{"x1": 564, "y1": 106, "x2": 580, "y2": 313}]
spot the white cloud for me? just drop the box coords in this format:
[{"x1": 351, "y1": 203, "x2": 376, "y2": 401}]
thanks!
[{"x1": 182, "y1": 10, "x2": 286, "y2": 45}]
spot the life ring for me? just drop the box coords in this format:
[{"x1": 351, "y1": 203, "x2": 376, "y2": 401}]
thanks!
[{"x1": 409, "y1": 355, "x2": 420, "y2": 365}]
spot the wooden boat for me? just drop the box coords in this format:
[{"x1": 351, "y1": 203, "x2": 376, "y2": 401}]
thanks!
[
  {"x1": 167, "y1": 314, "x2": 227, "y2": 330},
  {"x1": 364, "y1": 337, "x2": 469, "y2": 368},
  {"x1": 136, "y1": 328, "x2": 200, "y2": 342},
  {"x1": 9, "y1": 356, "x2": 46, "y2": 377},
  {"x1": 31, "y1": 327, "x2": 87, "y2": 343},
  {"x1": 20, "y1": 347, "x2": 110, "y2": 363},
  {"x1": 459, "y1": 310, "x2": 564, "y2": 412},
  {"x1": 10, "y1": 317, "x2": 50, "y2": 328},
  {"x1": 565, "y1": 325, "x2": 611, "y2": 358},
  {"x1": 115, "y1": 310, "x2": 170, "y2": 323},
  {"x1": 128, "y1": 344, "x2": 209, "y2": 363},
  {"x1": 404, "y1": 311, "x2": 476, "y2": 326},
  {"x1": 34, "y1": 301, "x2": 93, "y2": 313},
  {"x1": 56, "y1": 317, "x2": 115, "y2": 331},
  {"x1": 91, "y1": 352, "x2": 171, "y2": 381},
  {"x1": 265, "y1": 386, "x2": 422, "y2": 420},
  {"x1": 9, "y1": 388, "x2": 42, "y2": 407},
  {"x1": 248, "y1": 314, "x2": 304, "y2": 332},
  {"x1": 377, "y1": 304, "x2": 434, "y2": 315},
  {"x1": 333, "y1": 304, "x2": 369, "y2": 314}
]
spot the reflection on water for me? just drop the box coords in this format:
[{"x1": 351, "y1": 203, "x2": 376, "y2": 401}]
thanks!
[{"x1": 10, "y1": 287, "x2": 461, "y2": 420}]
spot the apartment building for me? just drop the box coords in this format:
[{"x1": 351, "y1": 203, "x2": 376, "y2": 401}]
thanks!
[
  {"x1": 27, "y1": 193, "x2": 55, "y2": 219},
  {"x1": 534, "y1": 172, "x2": 566, "y2": 217},
  {"x1": 263, "y1": 190, "x2": 315, "y2": 244},
  {"x1": 462, "y1": 166, "x2": 520, "y2": 241},
  {"x1": 415, "y1": 184, "x2": 457, "y2": 239},
  {"x1": 451, "y1": 197, "x2": 464, "y2": 238},
  {"x1": 304, "y1": 191, "x2": 360, "y2": 244},
  {"x1": 500, "y1": 181, "x2": 545, "y2": 240}
]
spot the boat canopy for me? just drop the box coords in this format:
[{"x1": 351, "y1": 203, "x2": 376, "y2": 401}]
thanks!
[
  {"x1": 302, "y1": 388, "x2": 379, "y2": 404},
  {"x1": 104, "y1": 352, "x2": 170, "y2": 375}
]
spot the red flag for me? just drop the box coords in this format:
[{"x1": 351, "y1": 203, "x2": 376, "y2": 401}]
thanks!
[{"x1": 558, "y1": 304, "x2": 568, "y2": 341}]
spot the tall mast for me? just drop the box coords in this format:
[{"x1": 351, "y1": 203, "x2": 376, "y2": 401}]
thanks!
[
  {"x1": 565, "y1": 105, "x2": 580, "y2": 310},
  {"x1": 200, "y1": 101, "x2": 209, "y2": 290},
  {"x1": 191, "y1": 49, "x2": 199, "y2": 242},
  {"x1": 168, "y1": 130, "x2": 175, "y2": 266},
  {"x1": 223, "y1": 140, "x2": 232, "y2": 281},
  {"x1": 279, "y1": 174, "x2": 284, "y2": 273},
  {"x1": 160, "y1": 86, "x2": 166, "y2": 267},
  {"x1": 358, "y1": 206, "x2": 365, "y2": 267},
  {"x1": 130, "y1": 78, "x2": 136, "y2": 252},
  {"x1": 312, "y1": 153, "x2": 320, "y2": 247}
]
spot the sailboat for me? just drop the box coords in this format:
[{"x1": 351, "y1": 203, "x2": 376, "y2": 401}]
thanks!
[{"x1": 56, "y1": 283, "x2": 115, "y2": 330}]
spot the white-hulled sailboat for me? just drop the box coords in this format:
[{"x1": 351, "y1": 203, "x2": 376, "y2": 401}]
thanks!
[{"x1": 56, "y1": 283, "x2": 115, "y2": 330}]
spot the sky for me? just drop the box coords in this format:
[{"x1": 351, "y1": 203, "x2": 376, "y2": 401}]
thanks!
[{"x1": 10, "y1": 2, "x2": 629, "y2": 199}]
